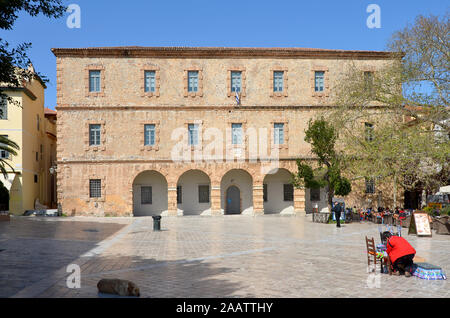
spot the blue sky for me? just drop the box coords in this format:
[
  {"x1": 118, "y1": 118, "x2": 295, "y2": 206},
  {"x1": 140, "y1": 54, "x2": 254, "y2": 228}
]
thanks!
[{"x1": 4, "y1": 0, "x2": 448, "y2": 109}]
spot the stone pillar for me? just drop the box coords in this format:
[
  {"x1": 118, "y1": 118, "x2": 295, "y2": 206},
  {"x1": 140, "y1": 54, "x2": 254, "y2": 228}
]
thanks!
[
  {"x1": 253, "y1": 182, "x2": 264, "y2": 215},
  {"x1": 210, "y1": 184, "x2": 222, "y2": 216},
  {"x1": 167, "y1": 184, "x2": 178, "y2": 216},
  {"x1": 294, "y1": 187, "x2": 306, "y2": 216}
]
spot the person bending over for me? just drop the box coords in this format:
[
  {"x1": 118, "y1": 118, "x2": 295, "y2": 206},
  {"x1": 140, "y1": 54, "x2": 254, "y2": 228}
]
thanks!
[{"x1": 382, "y1": 232, "x2": 416, "y2": 277}]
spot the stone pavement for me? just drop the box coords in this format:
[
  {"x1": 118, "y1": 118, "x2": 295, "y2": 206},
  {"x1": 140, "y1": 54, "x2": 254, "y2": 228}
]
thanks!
[{"x1": 1, "y1": 215, "x2": 449, "y2": 298}]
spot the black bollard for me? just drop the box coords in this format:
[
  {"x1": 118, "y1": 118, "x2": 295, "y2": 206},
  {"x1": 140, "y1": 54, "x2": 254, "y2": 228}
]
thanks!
[{"x1": 152, "y1": 215, "x2": 161, "y2": 231}]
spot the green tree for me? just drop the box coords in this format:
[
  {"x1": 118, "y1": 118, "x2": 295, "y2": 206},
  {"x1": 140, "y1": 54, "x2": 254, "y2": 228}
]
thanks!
[
  {"x1": 0, "y1": 0, "x2": 66, "y2": 177},
  {"x1": 0, "y1": 180, "x2": 10, "y2": 210},
  {"x1": 292, "y1": 118, "x2": 352, "y2": 213},
  {"x1": 1, "y1": 0, "x2": 66, "y2": 99},
  {"x1": 328, "y1": 12, "x2": 450, "y2": 204},
  {"x1": 0, "y1": 135, "x2": 19, "y2": 178}
]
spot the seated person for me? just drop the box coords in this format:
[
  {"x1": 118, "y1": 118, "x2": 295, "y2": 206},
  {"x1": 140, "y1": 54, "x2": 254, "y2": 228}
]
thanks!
[
  {"x1": 359, "y1": 210, "x2": 364, "y2": 221},
  {"x1": 382, "y1": 232, "x2": 416, "y2": 277},
  {"x1": 366, "y1": 208, "x2": 372, "y2": 220}
]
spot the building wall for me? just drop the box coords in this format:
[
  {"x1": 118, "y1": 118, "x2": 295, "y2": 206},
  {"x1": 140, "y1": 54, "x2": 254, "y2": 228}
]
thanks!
[
  {"x1": 0, "y1": 76, "x2": 56, "y2": 214},
  {"x1": 56, "y1": 56, "x2": 391, "y2": 108},
  {"x1": 54, "y1": 47, "x2": 398, "y2": 216}
]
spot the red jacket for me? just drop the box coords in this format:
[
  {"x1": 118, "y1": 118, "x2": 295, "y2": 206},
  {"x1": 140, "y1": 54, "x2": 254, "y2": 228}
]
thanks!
[{"x1": 386, "y1": 236, "x2": 416, "y2": 264}]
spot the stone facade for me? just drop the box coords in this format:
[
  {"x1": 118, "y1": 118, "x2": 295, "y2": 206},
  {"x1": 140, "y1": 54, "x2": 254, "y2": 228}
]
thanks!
[{"x1": 52, "y1": 47, "x2": 397, "y2": 216}]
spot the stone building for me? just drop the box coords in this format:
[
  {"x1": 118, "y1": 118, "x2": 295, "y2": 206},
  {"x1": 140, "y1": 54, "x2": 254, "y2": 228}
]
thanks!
[{"x1": 52, "y1": 47, "x2": 397, "y2": 217}]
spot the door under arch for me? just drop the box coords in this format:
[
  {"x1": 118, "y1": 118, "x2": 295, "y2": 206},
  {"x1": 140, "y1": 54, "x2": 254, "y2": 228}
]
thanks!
[{"x1": 226, "y1": 186, "x2": 240, "y2": 214}]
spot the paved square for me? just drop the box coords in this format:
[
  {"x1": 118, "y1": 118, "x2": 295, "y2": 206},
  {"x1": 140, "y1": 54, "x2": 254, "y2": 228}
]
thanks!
[{"x1": 1, "y1": 215, "x2": 449, "y2": 298}]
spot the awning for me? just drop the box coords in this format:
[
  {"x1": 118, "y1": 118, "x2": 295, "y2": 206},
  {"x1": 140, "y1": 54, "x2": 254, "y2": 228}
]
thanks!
[{"x1": 439, "y1": 185, "x2": 450, "y2": 193}]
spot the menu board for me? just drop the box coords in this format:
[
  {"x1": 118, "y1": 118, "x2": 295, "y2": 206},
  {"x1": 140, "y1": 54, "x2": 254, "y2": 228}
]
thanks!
[{"x1": 408, "y1": 212, "x2": 432, "y2": 237}]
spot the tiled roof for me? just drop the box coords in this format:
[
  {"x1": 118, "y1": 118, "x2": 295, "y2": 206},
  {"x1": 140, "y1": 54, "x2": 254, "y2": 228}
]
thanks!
[{"x1": 44, "y1": 107, "x2": 57, "y2": 115}]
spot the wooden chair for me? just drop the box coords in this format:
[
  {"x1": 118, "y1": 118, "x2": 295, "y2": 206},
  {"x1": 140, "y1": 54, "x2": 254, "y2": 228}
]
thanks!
[
  {"x1": 365, "y1": 236, "x2": 377, "y2": 271},
  {"x1": 366, "y1": 236, "x2": 393, "y2": 275}
]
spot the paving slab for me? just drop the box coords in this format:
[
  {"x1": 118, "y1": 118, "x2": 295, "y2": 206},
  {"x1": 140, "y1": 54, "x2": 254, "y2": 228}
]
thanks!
[{"x1": 1, "y1": 215, "x2": 449, "y2": 298}]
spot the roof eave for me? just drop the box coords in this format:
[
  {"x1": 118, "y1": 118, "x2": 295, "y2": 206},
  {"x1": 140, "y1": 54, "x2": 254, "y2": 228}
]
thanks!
[{"x1": 51, "y1": 47, "x2": 400, "y2": 60}]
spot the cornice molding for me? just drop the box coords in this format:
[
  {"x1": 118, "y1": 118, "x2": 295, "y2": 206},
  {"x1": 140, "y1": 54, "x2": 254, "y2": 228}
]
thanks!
[
  {"x1": 55, "y1": 105, "x2": 389, "y2": 111},
  {"x1": 57, "y1": 157, "x2": 317, "y2": 165},
  {"x1": 51, "y1": 47, "x2": 401, "y2": 60}
]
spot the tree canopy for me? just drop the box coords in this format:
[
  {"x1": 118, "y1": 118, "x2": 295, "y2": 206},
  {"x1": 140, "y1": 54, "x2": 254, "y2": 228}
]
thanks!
[
  {"x1": 292, "y1": 118, "x2": 352, "y2": 212},
  {"x1": 0, "y1": 0, "x2": 66, "y2": 95},
  {"x1": 327, "y1": 12, "x2": 449, "y2": 197}
]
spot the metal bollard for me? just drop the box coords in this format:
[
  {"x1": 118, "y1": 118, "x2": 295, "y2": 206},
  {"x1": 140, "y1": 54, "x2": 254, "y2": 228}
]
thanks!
[{"x1": 152, "y1": 215, "x2": 161, "y2": 231}]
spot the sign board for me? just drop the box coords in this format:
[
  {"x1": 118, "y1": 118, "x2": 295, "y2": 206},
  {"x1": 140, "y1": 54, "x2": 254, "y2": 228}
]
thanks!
[
  {"x1": 408, "y1": 212, "x2": 432, "y2": 237},
  {"x1": 427, "y1": 202, "x2": 442, "y2": 210}
]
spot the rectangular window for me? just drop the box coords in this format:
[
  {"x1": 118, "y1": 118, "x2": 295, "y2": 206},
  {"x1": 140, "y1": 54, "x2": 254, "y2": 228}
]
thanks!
[
  {"x1": 263, "y1": 184, "x2": 268, "y2": 202},
  {"x1": 177, "y1": 185, "x2": 182, "y2": 204},
  {"x1": 0, "y1": 135, "x2": 9, "y2": 159},
  {"x1": 141, "y1": 186, "x2": 152, "y2": 204},
  {"x1": 89, "y1": 70, "x2": 101, "y2": 92},
  {"x1": 283, "y1": 184, "x2": 294, "y2": 202},
  {"x1": 274, "y1": 123, "x2": 285, "y2": 145},
  {"x1": 89, "y1": 179, "x2": 101, "y2": 198},
  {"x1": 37, "y1": 114, "x2": 40, "y2": 131},
  {"x1": 231, "y1": 71, "x2": 242, "y2": 93},
  {"x1": 144, "y1": 71, "x2": 156, "y2": 92},
  {"x1": 314, "y1": 71, "x2": 325, "y2": 92},
  {"x1": 310, "y1": 188, "x2": 320, "y2": 201},
  {"x1": 34, "y1": 174, "x2": 38, "y2": 183},
  {"x1": 188, "y1": 124, "x2": 199, "y2": 146},
  {"x1": 364, "y1": 71, "x2": 374, "y2": 91},
  {"x1": 144, "y1": 124, "x2": 156, "y2": 146},
  {"x1": 198, "y1": 185, "x2": 210, "y2": 203},
  {"x1": 231, "y1": 123, "x2": 243, "y2": 145},
  {"x1": 365, "y1": 178, "x2": 375, "y2": 194},
  {"x1": 273, "y1": 71, "x2": 284, "y2": 92},
  {"x1": 188, "y1": 71, "x2": 199, "y2": 92},
  {"x1": 365, "y1": 123, "x2": 374, "y2": 142},
  {"x1": 0, "y1": 98, "x2": 7, "y2": 120},
  {"x1": 89, "y1": 124, "x2": 101, "y2": 146}
]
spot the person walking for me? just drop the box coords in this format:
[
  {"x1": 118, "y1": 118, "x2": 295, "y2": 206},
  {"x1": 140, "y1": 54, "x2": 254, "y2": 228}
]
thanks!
[{"x1": 333, "y1": 202, "x2": 343, "y2": 228}]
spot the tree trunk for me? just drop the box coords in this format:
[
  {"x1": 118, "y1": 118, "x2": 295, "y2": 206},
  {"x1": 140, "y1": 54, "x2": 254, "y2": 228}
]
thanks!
[
  {"x1": 393, "y1": 173, "x2": 397, "y2": 208},
  {"x1": 327, "y1": 186, "x2": 334, "y2": 213}
]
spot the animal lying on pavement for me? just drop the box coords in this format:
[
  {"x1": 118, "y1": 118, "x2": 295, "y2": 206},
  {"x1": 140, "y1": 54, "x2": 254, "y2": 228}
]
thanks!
[{"x1": 97, "y1": 279, "x2": 140, "y2": 297}]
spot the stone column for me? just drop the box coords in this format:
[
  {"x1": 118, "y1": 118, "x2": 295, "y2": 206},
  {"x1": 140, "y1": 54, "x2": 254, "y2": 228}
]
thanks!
[
  {"x1": 253, "y1": 182, "x2": 264, "y2": 215},
  {"x1": 294, "y1": 187, "x2": 306, "y2": 216},
  {"x1": 210, "y1": 184, "x2": 222, "y2": 216},
  {"x1": 167, "y1": 184, "x2": 178, "y2": 216}
]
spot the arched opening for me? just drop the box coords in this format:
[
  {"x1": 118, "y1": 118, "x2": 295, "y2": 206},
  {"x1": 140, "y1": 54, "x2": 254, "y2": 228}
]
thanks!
[
  {"x1": 305, "y1": 186, "x2": 328, "y2": 213},
  {"x1": 263, "y1": 168, "x2": 294, "y2": 214},
  {"x1": 220, "y1": 169, "x2": 253, "y2": 215},
  {"x1": 225, "y1": 185, "x2": 240, "y2": 214},
  {"x1": 177, "y1": 169, "x2": 211, "y2": 216},
  {"x1": 132, "y1": 170, "x2": 168, "y2": 216}
]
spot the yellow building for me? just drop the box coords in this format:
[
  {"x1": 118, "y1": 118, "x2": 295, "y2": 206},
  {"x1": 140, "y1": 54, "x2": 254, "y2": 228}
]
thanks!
[{"x1": 0, "y1": 66, "x2": 57, "y2": 215}]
